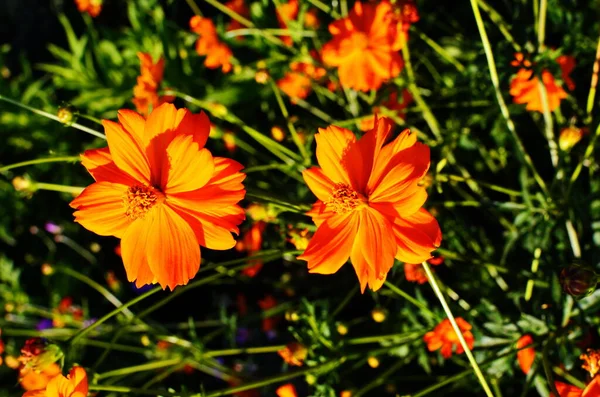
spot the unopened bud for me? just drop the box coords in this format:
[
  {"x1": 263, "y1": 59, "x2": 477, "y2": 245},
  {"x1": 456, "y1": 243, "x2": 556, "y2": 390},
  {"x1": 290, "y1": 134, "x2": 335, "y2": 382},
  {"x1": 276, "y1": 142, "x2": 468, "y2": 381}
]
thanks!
[
  {"x1": 337, "y1": 323, "x2": 348, "y2": 335},
  {"x1": 12, "y1": 176, "x2": 32, "y2": 192},
  {"x1": 559, "y1": 127, "x2": 586, "y2": 151},
  {"x1": 271, "y1": 126, "x2": 285, "y2": 142},
  {"x1": 367, "y1": 356, "x2": 380, "y2": 368},
  {"x1": 560, "y1": 263, "x2": 598, "y2": 299},
  {"x1": 285, "y1": 310, "x2": 299, "y2": 322},
  {"x1": 371, "y1": 308, "x2": 386, "y2": 323},
  {"x1": 305, "y1": 373, "x2": 317, "y2": 385},
  {"x1": 41, "y1": 264, "x2": 54, "y2": 276},
  {"x1": 57, "y1": 104, "x2": 78, "y2": 126}
]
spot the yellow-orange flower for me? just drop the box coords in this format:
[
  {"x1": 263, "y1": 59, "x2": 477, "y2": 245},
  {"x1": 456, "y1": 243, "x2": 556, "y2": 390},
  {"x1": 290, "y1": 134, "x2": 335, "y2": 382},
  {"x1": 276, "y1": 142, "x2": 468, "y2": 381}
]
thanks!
[
  {"x1": 423, "y1": 318, "x2": 474, "y2": 358},
  {"x1": 69, "y1": 103, "x2": 246, "y2": 290},
  {"x1": 509, "y1": 53, "x2": 575, "y2": 112},
  {"x1": 359, "y1": 90, "x2": 413, "y2": 131},
  {"x1": 298, "y1": 116, "x2": 441, "y2": 292},
  {"x1": 559, "y1": 126, "x2": 586, "y2": 151},
  {"x1": 133, "y1": 53, "x2": 174, "y2": 115},
  {"x1": 581, "y1": 348, "x2": 600, "y2": 378},
  {"x1": 277, "y1": 61, "x2": 327, "y2": 102},
  {"x1": 20, "y1": 363, "x2": 61, "y2": 392},
  {"x1": 516, "y1": 334, "x2": 535, "y2": 375},
  {"x1": 276, "y1": 383, "x2": 298, "y2": 397},
  {"x1": 225, "y1": 0, "x2": 249, "y2": 35},
  {"x1": 190, "y1": 16, "x2": 233, "y2": 73},
  {"x1": 23, "y1": 366, "x2": 88, "y2": 397},
  {"x1": 278, "y1": 342, "x2": 307, "y2": 366},
  {"x1": 276, "y1": 0, "x2": 299, "y2": 46},
  {"x1": 74, "y1": 0, "x2": 102, "y2": 17},
  {"x1": 321, "y1": 1, "x2": 405, "y2": 92},
  {"x1": 552, "y1": 378, "x2": 600, "y2": 397}
]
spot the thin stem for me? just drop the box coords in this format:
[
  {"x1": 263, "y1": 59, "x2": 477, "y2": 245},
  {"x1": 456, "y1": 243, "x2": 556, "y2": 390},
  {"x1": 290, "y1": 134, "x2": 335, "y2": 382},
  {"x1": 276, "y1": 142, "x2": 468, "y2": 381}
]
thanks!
[
  {"x1": 476, "y1": 0, "x2": 521, "y2": 52},
  {"x1": 68, "y1": 286, "x2": 161, "y2": 346},
  {"x1": 543, "y1": 333, "x2": 561, "y2": 396},
  {"x1": 347, "y1": 330, "x2": 424, "y2": 345},
  {"x1": 0, "y1": 95, "x2": 106, "y2": 139},
  {"x1": 225, "y1": 28, "x2": 316, "y2": 39},
  {"x1": 203, "y1": 345, "x2": 286, "y2": 357},
  {"x1": 468, "y1": 0, "x2": 549, "y2": 195},
  {"x1": 384, "y1": 281, "x2": 440, "y2": 320},
  {"x1": 537, "y1": 80, "x2": 558, "y2": 168},
  {"x1": 184, "y1": 0, "x2": 202, "y2": 16},
  {"x1": 96, "y1": 358, "x2": 183, "y2": 380},
  {"x1": 568, "y1": 123, "x2": 600, "y2": 193},
  {"x1": 354, "y1": 359, "x2": 405, "y2": 397},
  {"x1": 422, "y1": 261, "x2": 495, "y2": 397},
  {"x1": 537, "y1": 0, "x2": 547, "y2": 52},
  {"x1": 565, "y1": 220, "x2": 582, "y2": 258},
  {"x1": 414, "y1": 28, "x2": 465, "y2": 72},
  {"x1": 34, "y1": 183, "x2": 83, "y2": 195},
  {"x1": 0, "y1": 156, "x2": 80, "y2": 173},
  {"x1": 437, "y1": 174, "x2": 522, "y2": 197},
  {"x1": 89, "y1": 385, "x2": 183, "y2": 396},
  {"x1": 586, "y1": 35, "x2": 600, "y2": 121}
]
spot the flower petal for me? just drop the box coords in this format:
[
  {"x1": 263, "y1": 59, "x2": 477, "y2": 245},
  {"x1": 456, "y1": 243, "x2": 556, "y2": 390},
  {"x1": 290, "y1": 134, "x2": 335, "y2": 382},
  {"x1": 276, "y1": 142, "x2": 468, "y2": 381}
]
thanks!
[
  {"x1": 554, "y1": 381, "x2": 584, "y2": 397},
  {"x1": 162, "y1": 134, "x2": 214, "y2": 194},
  {"x1": 314, "y1": 125, "x2": 356, "y2": 184},
  {"x1": 69, "y1": 366, "x2": 89, "y2": 395},
  {"x1": 297, "y1": 212, "x2": 358, "y2": 274},
  {"x1": 393, "y1": 208, "x2": 442, "y2": 263},
  {"x1": 80, "y1": 147, "x2": 139, "y2": 185},
  {"x1": 146, "y1": 205, "x2": 201, "y2": 290},
  {"x1": 103, "y1": 119, "x2": 151, "y2": 184},
  {"x1": 175, "y1": 110, "x2": 211, "y2": 149},
  {"x1": 302, "y1": 167, "x2": 335, "y2": 202},
  {"x1": 121, "y1": 216, "x2": 155, "y2": 286},
  {"x1": 117, "y1": 109, "x2": 146, "y2": 145},
  {"x1": 70, "y1": 182, "x2": 132, "y2": 238},
  {"x1": 583, "y1": 377, "x2": 600, "y2": 397}
]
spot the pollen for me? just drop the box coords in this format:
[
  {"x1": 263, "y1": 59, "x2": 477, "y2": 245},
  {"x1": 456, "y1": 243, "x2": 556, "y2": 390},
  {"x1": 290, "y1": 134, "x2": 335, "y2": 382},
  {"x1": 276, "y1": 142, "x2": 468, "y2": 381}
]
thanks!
[
  {"x1": 581, "y1": 348, "x2": 600, "y2": 377},
  {"x1": 326, "y1": 183, "x2": 366, "y2": 214},
  {"x1": 123, "y1": 185, "x2": 163, "y2": 220}
]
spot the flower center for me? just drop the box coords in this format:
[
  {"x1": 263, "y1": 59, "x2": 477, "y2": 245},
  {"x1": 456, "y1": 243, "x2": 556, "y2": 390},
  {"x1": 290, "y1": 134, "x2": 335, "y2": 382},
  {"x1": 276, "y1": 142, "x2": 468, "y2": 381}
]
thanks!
[
  {"x1": 326, "y1": 183, "x2": 366, "y2": 214},
  {"x1": 123, "y1": 185, "x2": 164, "y2": 220},
  {"x1": 351, "y1": 32, "x2": 369, "y2": 50}
]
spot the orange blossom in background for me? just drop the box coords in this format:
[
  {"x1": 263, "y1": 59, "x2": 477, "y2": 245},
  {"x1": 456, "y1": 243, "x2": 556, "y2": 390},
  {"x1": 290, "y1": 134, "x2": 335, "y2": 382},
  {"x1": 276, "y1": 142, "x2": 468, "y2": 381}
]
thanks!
[
  {"x1": 23, "y1": 366, "x2": 88, "y2": 397},
  {"x1": 423, "y1": 318, "x2": 474, "y2": 358}
]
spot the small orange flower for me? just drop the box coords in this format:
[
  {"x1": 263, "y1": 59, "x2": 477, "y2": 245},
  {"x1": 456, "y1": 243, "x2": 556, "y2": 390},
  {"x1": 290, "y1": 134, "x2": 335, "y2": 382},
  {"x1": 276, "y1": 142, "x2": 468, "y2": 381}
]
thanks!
[
  {"x1": 581, "y1": 348, "x2": 600, "y2": 378},
  {"x1": 395, "y1": 0, "x2": 419, "y2": 31},
  {"x1": 225, "y1": 0, "x2": 250, "y2": 35},
  {"x1": 298, "y1": 116, "x2": 441, "y2": 292},
  {"x1": 237, "y1": 221, "x2": 266, "y2": 277},
  {"x1": 516, "y1": 334, "x2": 535, "y2": 374},
  {"x1": 403, "y1": 263, "x2": 428, "y2": 284},
  {"x1": 20, "y1": 363, "x2": 61, "y2": 391},
  {"x1": 258, "y1": 295, "x2": 278, "y2": 332},
  {"x1": 23, "y1": 366, "x2": 88, "y2": 397},
  {"x1": 276, "y1": 0, "x2": 299, "y2": 46},
  {"x1": 132, "y1": 53, "x2": 174, "y2": 115},
  {"x1": 509, "y1": 53, "x2": 574, "y2": 112},
  {"x1": 552, "y1": 378, "x2": 600, "y2": 397},
  {"x1": 276, "y1": 383, "x2": 298, "y2": 397},
  {"x1": 360, "y1": 90, "x2": 413, "y2": 131},
  {"x1": 423, "y1": 318, "x2": 474, "y2": 358},
  {"x1": 74, "y1": 0, "x2": 102, "y2": 17},
  {"x1": 304, "y1": 9, "x2": 320, "y2": 29},
  {"x1": 190, "y1": 16, "x2": 233, "y2": 73},
  {"x1": 278, "y1": 342, "x2": 308, "y2": 366},
  {"x1": 559, "y1": 126, "x2": 586, "y2": 151},
  {"x1": 277, "y1": 61, "x2": 327, "y2": 102},
  {"x1": 321, "y1": 1, "x2": 405, "y2": 92},
  {"x1": 70, "y1": 103, "x2": 246, "y2": 290}
]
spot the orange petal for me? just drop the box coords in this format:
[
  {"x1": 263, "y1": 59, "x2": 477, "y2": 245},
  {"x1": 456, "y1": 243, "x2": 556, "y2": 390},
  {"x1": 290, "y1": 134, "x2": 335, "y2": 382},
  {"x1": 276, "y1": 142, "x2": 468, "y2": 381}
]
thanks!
[
  {"x1": 583, "y1": 377, "x2": 600, "y2": 397},
  {"x1": 554, "y1": 381, "x2": 583, "y2": 397},
  {"x1": 350, "y1": 207, "x2": 396, "y2": 292},
  {"x1": 516, "y1": 334, "x2": 535, "y2": 375},
  {"x1": 302, "y1": 167, "x2": 335, "y2": 202},
  {"x1": 298, "y1": 212, "x2": 358, "y2": 274},
  {"x1": 70, "y1": 182, "x2": 132, "y2": 238},
  {"x1": 393, "y1": 208, "x2": 442, "y2": 263},
  {"x1": 369, "y1": 129, "x2": 417, "y2": 190},
  {"x1": 209, "y1": 157, "x2": 246, "y2": 190},
  {"x1": 162, "y1": 134, "x2": 214, "y2": 194},
  {"x1": 117, "y1": 109, "x2": 146, "y2": 145},
  {"x1": 121, "y1": 216, "x2": 155, "y2": 286},
  {"x1": 69, "y1": 366, "x2": 89, "y2": 395},
  {"x1": 314, "y1": 125, "x2": 356, "y2": 184},
  {"x1": 103, "y1": 119, "x2": 151, "y2": 184},
  {"x1": 175, "y1": 110, "x2": 211, "y2": 149},
  {"x1": 306, "y1": 200, "x2": 334, "y2": 227},
  {"x1": 80, "y1": 147, "x2": 139, "y2": 186},
  {"x1": 146, "y1": 205, "x2": 201, "y2": 290}
]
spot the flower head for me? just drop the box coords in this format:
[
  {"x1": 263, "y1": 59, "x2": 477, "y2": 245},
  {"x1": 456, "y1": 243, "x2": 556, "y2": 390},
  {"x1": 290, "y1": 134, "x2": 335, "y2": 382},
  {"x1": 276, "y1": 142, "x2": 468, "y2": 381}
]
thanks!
[
  {"x1": 74, "y1": 0, "x2": 102, "y2": 17},
  {"x1": 133, "y1": 53, "x2": 174, "y2": 115},
  {"x1": 581, "y1": 348, "x2": 600, "y2": 378},
  {"x1": 190, "y1": 16, "x2": 233, "y2": 73},
  {"x1": 69, "y1": 103, "x2": 246, "y2": 290},
  {"x1": 298, "y1": 116, "x2": 441, "y2": 292},
  {"x1": 321, "y1": 1, "x2": 405, "y2": 91},
  {"x1": 423, "y1": 318, "x2": 474, "y2": 358},
  {"x1": 559, "y1": 126, "x2": 586, "y2": 151},
  {"x1": 278, "y1": 342, "x2": 307, "y2": 366},
  {"x1": 23, "y1": 366, "x2": 88, "y2": 397},
  {"x1": 277, "y1": 61, "x2": 326, "y2": 102},
  {"x1": 20, "y1": 363, "x2": 61, "y2": 392},
  {"x1": 516, "y1": 334, "x2": 535, "y2": 374},
  {"x1": 225, "y1": 0, "x2": 250, "y2": 35},
  {"x1": 276, "y1": 383, "x2": 298, "y2": 397}
]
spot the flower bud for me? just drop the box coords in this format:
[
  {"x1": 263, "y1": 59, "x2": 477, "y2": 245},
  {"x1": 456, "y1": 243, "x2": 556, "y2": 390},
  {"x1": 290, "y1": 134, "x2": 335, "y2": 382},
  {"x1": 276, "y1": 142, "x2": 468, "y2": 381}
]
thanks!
[
  {"x1": 255, "y1": 69, "x2": 270, "y2": 84},
  {"x1": 12, "y1": 176, "x2": 32, "y2": 192},
  {"x1": 560, "y1": 263, "x2": 598, "y2": 299},
  {"x1": 367, "y1": 356, "x2": 380, "y2": 368},
  {"x1": 336, "y1": 323, "x2": 348, "y2": 335},
  {"x1": 559, "y1": 126, "x2": 586, "y2": 151},
  {"x1": 57, "y1": 104, "x2": 78, "y2": 126},
  {"x1": 371, "y1": 308, "x2": 386, "y2": 323},
  {"x1": 41, "y1": 263, "x2": 54, "y2": 276}
]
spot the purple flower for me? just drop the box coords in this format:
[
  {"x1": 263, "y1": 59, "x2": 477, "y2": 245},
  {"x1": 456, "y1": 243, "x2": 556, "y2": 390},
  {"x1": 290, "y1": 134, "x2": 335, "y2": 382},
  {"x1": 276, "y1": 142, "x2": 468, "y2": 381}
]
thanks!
[
  {"x1": 236, "y1": 328, "x2": 249, "y2": 345},
  {"x1": 44, "y1": 222, "x2": 63, "y2": 235},
  {"x1": 36, "y1": 319, "x2": 53, "y2": 331}
]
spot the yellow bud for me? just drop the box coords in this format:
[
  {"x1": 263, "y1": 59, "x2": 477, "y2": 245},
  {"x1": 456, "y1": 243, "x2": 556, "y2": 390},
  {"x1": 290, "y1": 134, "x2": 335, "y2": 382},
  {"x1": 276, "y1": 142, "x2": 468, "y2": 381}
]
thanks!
[
  {"x1": 305, "y1": 373, "x2": 317, "y2": 385},
  {"x1": 271, "y1": 126, "x2": 285, "y2": 142},
  {"x1": 371, "y1": 308, "x2": 386, "y2": 323},
  {"x1": 285, "y1": 310, "x2": 299, "y2": 322},
  {"x1": 41, "y1": 263, "x2": 54, "y2": 276},
  {"x1": 4, "y1": 303, "x2": 14, "y2": 313},
  {"x1": 336, "y1": 323, "x2": 348, "y2": 335},
  {"x1": 57, "y1": 104, "x2": 77, "y2": 126},
  {"x1": 367, "y1": 356, "x2": 380, "y2": 368},
  {"x1": 255, "y1": 69, "x2": 270, "y2": 84},
  {"x1": 89, "y1": 243, "x2": 101, "y2": 253},
  {"x1": 12, "y1": 176, "x2": 32, "y2": 192},
  {"x1": 559, "y1": 126, "x2": 585, "y2": 151},
  {"x1": 5, "y1": 355, "x2": 19, "y2": 369},
  {"x1": 141, "y1": 335, "x2": 151, "y2": 347}
]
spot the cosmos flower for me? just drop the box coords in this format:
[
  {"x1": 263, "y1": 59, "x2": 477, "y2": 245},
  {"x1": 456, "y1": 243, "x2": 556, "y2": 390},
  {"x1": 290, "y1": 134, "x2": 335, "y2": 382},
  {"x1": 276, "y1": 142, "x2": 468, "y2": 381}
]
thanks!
[
  {"x1": 321, "y1": 1, "x2": 405, "y2": 91},
  {"x1": 276, "y1": 383, "x2": 298, "y2": 397},
  {"x1": 516, "y1": 334, "x2": 535, "y2": 374},
  {"x1": 278, "y1": 342, "x2": 307, "y2": 366},
  {"x1": 70, "y1": 103, "x2": 246, "y2": 290},
  {"x1": 132, "y1": 53, "x2": 174, "y2": 115},
  {"x1": 23, "y1": 366, "x2": 88, "y2": 397},
  {"x1": 552, "y1": 378, "x2": 600, "y2": 397},
  {"x1": 74, "y1": 0, "x2": 101, "y2": 17},
  {"x1": 423, "y1": 318, "x2": 474, "y2": 358},
  {"x1": 298, "y1": 116, "x2": 441, "y2": 292},
  {"x1": 190, "y1": 16, "x2": 233, "y2": 73}
]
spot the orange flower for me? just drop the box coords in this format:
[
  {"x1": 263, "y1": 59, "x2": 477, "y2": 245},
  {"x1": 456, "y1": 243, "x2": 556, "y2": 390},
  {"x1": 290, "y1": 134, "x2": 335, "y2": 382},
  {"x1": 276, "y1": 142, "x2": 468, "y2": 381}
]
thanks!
[
  {"x1": 258, "y1": 295, "x2": 279, "y2": 332},
  {"x1": 190, "y1": 16, "x2": 233, "y2": 73},
  {"x1": 581, "y1": 349, "x2": 600, "y2": 378},
  {"x1": 360, "y1": 90, "x2": 413, "y2": 131},
  {"x1": 23, "y1": 366, "x2": 88, "y2": 397},
  {"x1": 304, "y1": 9, "x2": 320, "y2": 29},
  {"x1": 298, "y1": 116, "x2": 441, "y2": 292},
  {"x1": 276, "y1": 383, "x2": 298, "y2": 397},
  {"x1": 559, "y1": 126, "x2": 586, "y2": 151},
  {"x1": 237, "y1": 221, "x2": 266, "y2": 277},
  {"x1": 225, "y1": 0, "x2": 250, "y2": 35},
  {"x1": 69, "y1": 103, "x2": 246, "y2": 290},
  {"x1": 20, "y1": 363, "x2": 61, "y2": 391},
  {"x1": 404, "y1": 263, "x2": 427, "y2": 284},
  {"x1": 321, "y1": 1, "x2": 405, "y2": 92},
  {"x1": 423, "y1": 318, "x2": 474, "y2": 358},
  {"x1": 74, "y1": 0, "x2": 102, "y2": 17},
  {"x1": 276, "y1": 0, "x2": 299, "y2": 46},
  {"x1": 516, "y1": 334, "x2": 535, "y2": 374},
  {"x1": 278, "y1": 342, "x2": 308, "y2": 366},
  {"x1": 395, "y1": 0, "x2": 419, "y2": 31},
  {"x1": 278, "y1": 61, "x2": 326, "y2": 102},
  {"x1": 133, "y1": 53, "x2": 174, "y2": 115},
  {"x1": 552, "y1": 378, "x2": 600, "y2": 397},
  {"x1": 509, "y1": 53, "x2": 574, "y2": 112}
]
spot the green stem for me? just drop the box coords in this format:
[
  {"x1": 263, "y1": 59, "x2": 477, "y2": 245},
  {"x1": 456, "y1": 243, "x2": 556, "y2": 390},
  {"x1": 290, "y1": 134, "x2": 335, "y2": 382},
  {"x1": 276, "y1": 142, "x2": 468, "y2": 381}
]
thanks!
[
  {"x1": 225, "y1": 28, "x2": 316, "y2": 39},
  {"x1": 437, "y1": 174, "x2": 522, "y2": 196},
  {"x1": 537, "y1": 0, "x2": 547, "y2": 52},
  {"x1": 0, "y1": 156, "x2": 80, "y2": 173},
  {"x1": 476, "y1": 0, "x2": 521, "y2": 52},
  {"x1": 354, "y1": 359, "x2": 405, "y2": 397},
  {"x1": 414, "y1": 28, "x2": 465, "y2": 72},
  {"x1": 68, "y1": 286, "x2": 161, "y2": 346},
  {"x1": 537, "y1": 80, "x2": 558, "y2": 168},
  {"x1": 468, "y1": 0, "x2": 549, "y2": 195},
  {"x1": 586, "y1": 34, "x2": 600, "y2": 121},
  {"x1": 34, "y1": 183, "x2": 84, "y2": 195},
  {"x1": 542, "y1": 333, "x2": 561, "y2": 396},
  {"x1": 422, "y1": 261, "x2": 495, "y2": 397},
  {"x1": 96, "y1": 358, "x2": 182, "y2": 380},
  {"x1": 568, "y1": 123, "x2": 600, "y2": 194},
  {"x1": 384, "y1": 281, "x2": 440, "y2": 320},
  {"x1": 0, "y1": 95, "x2": 106, "y2": 139},
  {"x1": 246, "y1": 189, "x2": 310, "y2": 213},
  {"x1": 565, "y1": 220, "x2": 582, "y2": 258},
  {"x1": 346, "y1": 330, "x2": 424, "y2": 345},
  {"x1": 203, "y1": 345, "x2": 286, "y2": 357},
  {"x1": 553, "y1": 366, "x2": 586, "y2": 389},
  {"x1": 184, "y1": 0, "x2": 202, "y2": 16},
  {"x1": 268, "y1": 78, "x2": 311, "y2": 164},
  {"x1": 89, "y1": 385, "x2": 183, "y2": 396}
]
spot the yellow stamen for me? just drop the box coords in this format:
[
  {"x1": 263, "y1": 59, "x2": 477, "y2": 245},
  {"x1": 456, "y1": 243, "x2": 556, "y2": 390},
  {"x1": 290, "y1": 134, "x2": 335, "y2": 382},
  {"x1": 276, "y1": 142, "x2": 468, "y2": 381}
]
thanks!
[
  {"x1": 123, "y1": 185, "x2": 163, "y2": 220},
  {"x1": 326, "y1": 183, "x2": 366, "y2": 214},
  {"x1": 581, "y1": 348, "x2": 600, "y2": 377}
]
